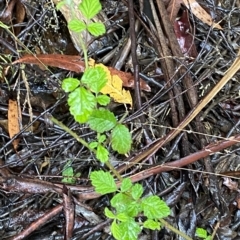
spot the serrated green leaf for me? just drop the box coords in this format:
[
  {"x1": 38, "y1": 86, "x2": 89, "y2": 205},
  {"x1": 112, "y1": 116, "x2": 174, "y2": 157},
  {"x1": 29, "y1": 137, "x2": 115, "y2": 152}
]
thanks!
[
  {"x1": 87, "y1": 22, "x2": 106, "y2": 36},
  {"x1": 96, "y1": 144, "x2": 109, "y2": 163},
  {"x1": 98, "y1": 134, "x2": 106, "y2": 143},
  {"x1": 104, "y1": 207, "x2": 115, "y2": 219},
  {"x1": 119, "y1": 219, "x2": 141, "y2": 240},
  {"x1": 143, "y1": 219, "x2": 161, "y2": 230},
  {"x1": 62, "y1": 78, "x2": 80, "y2": 92},
  {"x1": 90, "y1": 170, "x2": 117, "y2": 194},
  {"x1": 68, "y1": 19, "x2": 86, "y2": 32},
  {"x1": 111, "y1": 124, "x2": 132, "y2": 154},
  {"x1": 120, "y1": 178, "x2": 132, "y2": 192},
  {"x1": 62, "y1": 165, "x2": 74, "y2": 184},
  {"x1": 88, "y1": 109, "x2": 117, "y2": 133},
  {"x1": 111, "y1": 220, "x2": 122, "y2": 240},
  {"x1": 89, "y1": 141, "x2": 98, "y2": 149},
  {"x1": 141, "y1": 196, "x2": 170, "y2": 219},
  {"x1": 79, "y1": 0, "x2": 102, "y2": 19},
  {"x1": 116, "y1": 213, "x2": 129, "y2": 222},
  {"x1": 56, "y1": 1, "x2": 65, "y2": 10},
  {"x1": 195, "y1": 228, "x2": 208, "y2": 238},
  {"x1": 96, "y1": 95, "x2": 110, "y2": 106},
  {"x1": 131, "y1": 183, "x2": 143, "y2": 200},
  {"x1": 81, "y1": 67, "x2": 107, "y2": 93},
  {"x1": 111, "y1": 193, "x2": 132, "y2": 213},
  {"x1": 68, "y1": 87, "x2": 96, "y2": 123},
  {"x1": 125, "y1": 201, "x2": 141, "y2": 217}
]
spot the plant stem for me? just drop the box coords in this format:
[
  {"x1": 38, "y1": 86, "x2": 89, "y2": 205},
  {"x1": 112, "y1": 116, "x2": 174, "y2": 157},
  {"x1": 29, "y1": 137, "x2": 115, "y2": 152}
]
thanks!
[
  {"x1": 50, "y1": 116, "x2": 123, "y2": 181},
  {"x1": 50, "y1": 116, "x2": 91, "y2": 150},
  {"x1": 159, "y1": 219, "x2": 193, "y2": 240}
]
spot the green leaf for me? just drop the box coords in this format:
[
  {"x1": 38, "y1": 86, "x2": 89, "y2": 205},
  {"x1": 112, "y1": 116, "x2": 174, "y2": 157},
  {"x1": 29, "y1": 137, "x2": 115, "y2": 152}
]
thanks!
[
  {"x1": 131, "y1": 183, "x2": 143, "y2": 200},
  {"x1": 88, "y1": 109, "x2": 117, "y2": 133},
  {"x1": 96, "y1": 144, "x2": 109, "y2": 163},
  {"x1": 87, "y1": 22, "x2": 106, "y2": 36},
  {"x1": 96, "y1": 95, "x2": 110, "y2": 106},
  {"x1": 104, "y1": 207, "x2": 115, "y2": 219},
  {"x1": 56, "y1": 0, "x2": 65, "y2": 10},
  {"x1": 68, "y1": 87, "x2": 96, "y2": 123},
  {"x1": 81, "y1": 67, "x2": 107, "y2": 93},
  {"x1": 111, "y1": 193, "x2": 132, "y2": 213},
  {"x1": 205, "y1": 236, "x2": 212, "y2": 240},
  {"x1": 125, "y1": 201, "x2": 141, "y2": 217},
  {"x1": 195, "y1": 228, "x2": 208, "y2": 238},
  {"x1": 90, "y1": 170, "x2": 117, "y2": 194},
  {"x1": 111, "y1": 124, "x2": 132, "y2": 154},
  {"x1": 143, "y1": 219, "x2": 161, "y2": 230},
  {"x1": 68, "y1": 19, "x2": 86, "y2": 32},
  {"x1": 141, "y1": 196, "x2": 170, "y2": 219},
  {"x1": 62, "y1": 162, "x2": 75, "y2": 184},
  {"x1": 119, "y1": 219, "x2": 141, "y2": 240},
  {"x1": 79, "y1": 0, "x2": 102, "y2": 19},
  {"x1": 62, "y1": 78, "x2": 80, "y2": 92},
  {"x1": 98, "y1": 134, "x2": 106, "y2": 143},
  {"x1": 120, "y1": 178, "x2": 132, "y2": 192},
  {"x1": 111, "y1": 220, "x2": 122, "y2": 240},
  {"x1": 89, "y1": 141, "x2": 98, "y2": 149},
  {"x1": 116, "y1": 213, "x2": 129, "y2": 222}
]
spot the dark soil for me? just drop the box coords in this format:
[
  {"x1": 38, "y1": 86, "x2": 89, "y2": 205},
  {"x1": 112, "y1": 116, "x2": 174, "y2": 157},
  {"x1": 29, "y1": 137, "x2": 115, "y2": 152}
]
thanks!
[{"x1": 0, "y1": 0, "x2": 240, "y2": 239}]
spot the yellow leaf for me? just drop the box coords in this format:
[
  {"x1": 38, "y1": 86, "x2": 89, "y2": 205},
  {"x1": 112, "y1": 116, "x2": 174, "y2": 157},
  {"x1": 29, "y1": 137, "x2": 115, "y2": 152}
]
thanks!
[
  {"x1": 91, "y1": 61, "x2": 133, "y2": 106},
  {"x1": 182, "y1": 0, "x2": 222, "y2": 30}
]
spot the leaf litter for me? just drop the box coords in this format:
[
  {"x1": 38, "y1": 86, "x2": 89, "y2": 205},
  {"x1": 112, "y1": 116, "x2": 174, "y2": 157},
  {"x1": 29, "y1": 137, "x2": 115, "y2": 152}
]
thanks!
[{"x1": 0, "y1": 0, "x2": 240, "y2": 239}]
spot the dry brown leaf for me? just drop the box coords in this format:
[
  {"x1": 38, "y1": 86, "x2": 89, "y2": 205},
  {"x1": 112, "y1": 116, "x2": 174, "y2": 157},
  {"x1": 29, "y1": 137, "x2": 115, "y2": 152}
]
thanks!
[
  {"x1": 95, "y1": 63, "x2": 133, "y2": 106},
  {"x1": 8, "y1": 99, "x2": 21, "y2": 150},
  {"x1": 182, "y1": 0, "x2": 222, "y2": 29},
  {"x1": 12, "y1": 54, "x2": 151, "y2": 91}
]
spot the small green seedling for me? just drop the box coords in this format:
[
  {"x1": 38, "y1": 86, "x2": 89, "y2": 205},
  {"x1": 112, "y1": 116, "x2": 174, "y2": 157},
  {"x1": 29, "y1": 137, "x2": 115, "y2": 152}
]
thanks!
[
  {"x1": 195, "y1": 228, "x2": 212, "y2": 240},
  {"x1": 62, "y1": 161, "x2": 80, "y2": 184}
]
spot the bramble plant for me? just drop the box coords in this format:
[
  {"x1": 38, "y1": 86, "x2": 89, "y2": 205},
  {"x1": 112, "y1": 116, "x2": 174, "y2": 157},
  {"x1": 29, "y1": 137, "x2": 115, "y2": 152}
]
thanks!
[
  {"x1": 54, "y1": 0, "x2": 197, "y2": 239},
  {"x1": 195, "y1": 228, "x2": 212, "y2": 240}
]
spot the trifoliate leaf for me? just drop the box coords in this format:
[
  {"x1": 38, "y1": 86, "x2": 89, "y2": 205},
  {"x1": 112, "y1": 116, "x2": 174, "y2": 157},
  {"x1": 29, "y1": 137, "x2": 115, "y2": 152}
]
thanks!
[
  {"x1": 68, "y1": 87, "x2": 96, "y2": 123},
  {"x1": 90, "y1": 170, "x2": 117, "y2": 194},
  {"x1": 111, "y1": 220, "x2": 122, "y2": 240},
  {"x1": 120, "y1": 178, "x2": 132, "y2": 192},
  {"x1": 89, "y1": 141, "x2": 98, "y2": 149},
  {"x1": 87, "y1": 22, "x2": 106, "y2": 36},
  {"x1": 68, "y1": 19, "x2": 86, "y2": 32},
  {"x1": 79, "y1": 0, "x2": 102, "y2": 19},
  {"x1": 81, "y1": 67, "x2": 107, "y2": 93},
  {"x1": 111, "y1": 124, "x2": 132, "y2": 154},
  {"x1": 62, "y1": 78, "x2": 80, "y2": 92},
  {"x1": 143, "y1": 219, "x2": 161, "y2": 230},
  {"x1": 88, "y1": 109, "x2": 117, "y2": 133},
  {"x1": 96, "y1": 144, "x2": 109, "y2": 163},
  {"x1": 111, "y1": 193, "x2": 132, "y2": 213},
  {"x1": 96, "y1": 95, "x2": 110, "y2": 106},
  {"x1": 131, "y1": 183, "x2": 143, "y2": 200},
  {"x1": 195, "y1": 228, "x2": 208, "y2": 238},
  {"x1": 104, "y1": 207, "x2": 115, "y2": 219},
  {"x1": 119, "y1": 219, "x2": 141, "y2": 240},
  {"x1": 141, "y1": 196, "x2": 170, "y2": 219}
]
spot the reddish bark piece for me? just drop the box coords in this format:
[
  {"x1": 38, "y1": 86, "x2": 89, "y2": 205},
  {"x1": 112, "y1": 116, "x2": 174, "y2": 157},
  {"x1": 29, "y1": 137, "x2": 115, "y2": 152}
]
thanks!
[
  {"x1": 12, "y1": 54, "x2": 85, "y2": 73},
  {"x1": 174, "y1": 10, "x2": 198, "y2": 58},
  {"x1": 12, "y1": 54, "x2": 151, "y2": 92}
]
